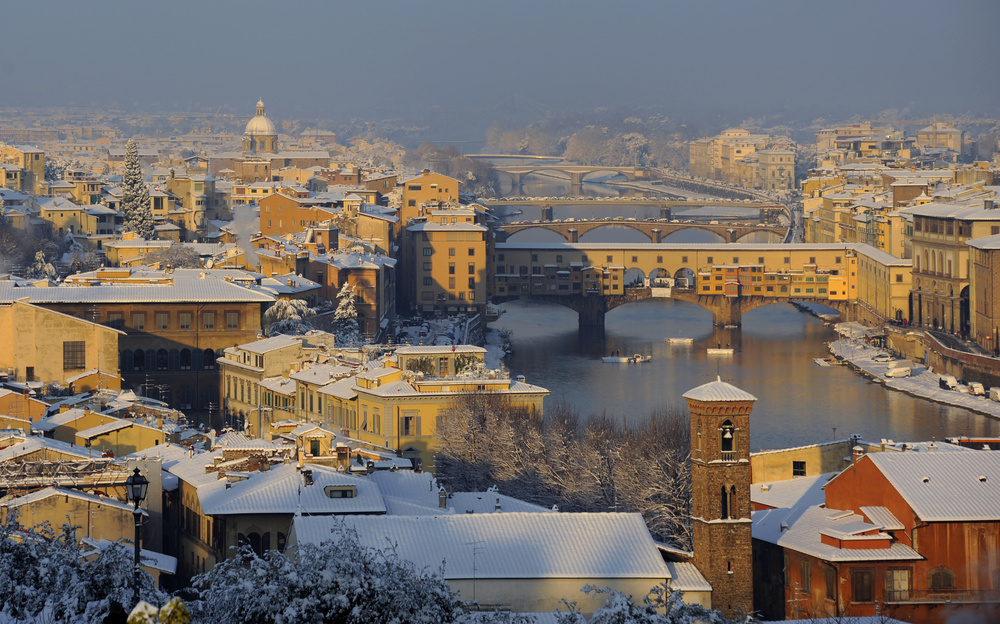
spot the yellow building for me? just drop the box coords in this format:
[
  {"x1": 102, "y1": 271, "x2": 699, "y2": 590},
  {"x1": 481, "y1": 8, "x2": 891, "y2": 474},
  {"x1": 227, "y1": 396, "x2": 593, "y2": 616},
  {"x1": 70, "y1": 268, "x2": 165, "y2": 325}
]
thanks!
[
  {"x1": 0, "y1": 486, "x2": 143, "y2": 544},
  {"x1": 323, "y1": 345, "x2": 549, "y2": 471},
  {"x1": 905, "y1": 199, "x2": 1000, "y2": 334},
  {"x1": 688, "y1": 129, "x2": 795, "y2": 190},
  {"x1": 854, "y1": 244, "x2": 913, "y2": 324},
  {"x1": 0, "y1": 300, "x2": 121, "y2": 388},
  {"x1": 405, "y1": 217, "x2": 488, "y2": 315},
  {"x1": 0, "y1": 144, "x2": 44, "y2": 194},
  {"x1": 967, "y1": 234, "x2": 1000, "y2": 353},
  {"x1": 103, "y1": 233, "x2": 173, "y2": 266},
  {"x1": 399, "y1": 170, "x2": 460, "y2": 225},
  {"x1": 0, "y1": 389, "x2": 49, "y2": 422}
]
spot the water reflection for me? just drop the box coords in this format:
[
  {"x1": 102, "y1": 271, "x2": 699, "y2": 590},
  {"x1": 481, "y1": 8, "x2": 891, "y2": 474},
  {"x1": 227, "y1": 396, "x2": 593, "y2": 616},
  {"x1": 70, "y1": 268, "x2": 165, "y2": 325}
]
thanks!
[{"x1": 492, "y1": 299, "x2": 1000, "y2": 451}]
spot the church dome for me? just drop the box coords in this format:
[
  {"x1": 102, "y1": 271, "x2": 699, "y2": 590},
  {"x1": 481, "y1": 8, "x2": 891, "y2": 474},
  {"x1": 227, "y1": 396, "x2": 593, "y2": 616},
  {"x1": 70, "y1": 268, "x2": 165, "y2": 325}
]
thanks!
[{"x1": 244, "y1": 100, "x2": 277, "y2": 136}]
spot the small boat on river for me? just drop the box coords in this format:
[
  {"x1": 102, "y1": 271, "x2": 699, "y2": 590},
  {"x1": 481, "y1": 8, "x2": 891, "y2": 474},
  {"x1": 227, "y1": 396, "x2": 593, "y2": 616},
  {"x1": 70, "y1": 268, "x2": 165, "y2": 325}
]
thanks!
[
  {"x1": 667, "y1": 337, "x2": 694, "y2": 344},
  {"x1": 706, "y1": 347, "x2": 735, "y2": 355},
  {"x1": 603, "y1": 353, "x2": 651, "y2": 363}
]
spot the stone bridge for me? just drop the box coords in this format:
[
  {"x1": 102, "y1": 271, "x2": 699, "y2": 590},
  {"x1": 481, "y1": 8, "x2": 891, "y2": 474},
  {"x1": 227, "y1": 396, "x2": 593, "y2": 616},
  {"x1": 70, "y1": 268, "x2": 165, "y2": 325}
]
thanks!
[
  {"x1": 498, "y1": 219, "x2": 787, "y2": 244},
  {"x1": 493, "y1": 287, "x2": 856, "y2": 330},
  {"x1": 491, "y1": 164, "x2": 649, "y2": 189}
]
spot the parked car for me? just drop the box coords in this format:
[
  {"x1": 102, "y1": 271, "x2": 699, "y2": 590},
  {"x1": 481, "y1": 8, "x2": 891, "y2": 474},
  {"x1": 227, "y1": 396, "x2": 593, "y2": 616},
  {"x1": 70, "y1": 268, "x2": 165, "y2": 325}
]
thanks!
[
  {"x1": 885, "y1": 364, "x2": 911, "y2": 378},
  {"x1": 939, "y1": 375, "x2": 959, "y2": 390},
  {"x1": 872, "y1": 353, "x2": 893, "y2": 362}
]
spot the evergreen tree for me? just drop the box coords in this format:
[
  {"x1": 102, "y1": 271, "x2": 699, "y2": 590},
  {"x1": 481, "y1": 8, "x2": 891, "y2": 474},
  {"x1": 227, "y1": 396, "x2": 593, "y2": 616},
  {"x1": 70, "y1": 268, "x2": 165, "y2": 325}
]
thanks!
[{"x1": 121, "y1": 139, "x2": 154, "y2": 239}]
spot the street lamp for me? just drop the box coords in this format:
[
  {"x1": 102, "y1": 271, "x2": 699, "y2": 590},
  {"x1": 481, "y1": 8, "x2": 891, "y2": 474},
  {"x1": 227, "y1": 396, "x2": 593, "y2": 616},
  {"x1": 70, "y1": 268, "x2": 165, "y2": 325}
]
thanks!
[{"x1": 125, "y1": 467, "x2": 149, "y2": 608}]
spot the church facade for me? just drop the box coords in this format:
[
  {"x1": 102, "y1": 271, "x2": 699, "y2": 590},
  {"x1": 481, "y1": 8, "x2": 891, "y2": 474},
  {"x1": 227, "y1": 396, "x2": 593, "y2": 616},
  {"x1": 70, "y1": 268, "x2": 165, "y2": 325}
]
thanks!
[{"x1": 209, "y1": 101, "x2": 329, "y2": 183}]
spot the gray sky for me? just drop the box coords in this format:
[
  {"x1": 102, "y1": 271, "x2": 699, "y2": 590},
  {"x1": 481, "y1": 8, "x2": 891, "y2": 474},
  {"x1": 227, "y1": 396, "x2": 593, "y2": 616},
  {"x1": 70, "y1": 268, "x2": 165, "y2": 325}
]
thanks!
[{"x1": 2, "y1": 0, "x2": 997, "y2": 120}]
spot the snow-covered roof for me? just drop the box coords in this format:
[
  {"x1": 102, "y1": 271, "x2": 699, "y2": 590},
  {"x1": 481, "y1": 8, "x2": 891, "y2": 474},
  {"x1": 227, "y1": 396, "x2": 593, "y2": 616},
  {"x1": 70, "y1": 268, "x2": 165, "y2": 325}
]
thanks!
[
  {"x1": 0, "y1": 279, "x2": 274, "y2": 305},
  {"x1": 235, "y1": 335, "x2": 301, "y2": 355},
  {"x1": 0, "y1": 436, "x2": 94, "y2": 462},
  {"x1": 682, "y1": 377, "x2": 756, "y2": 403},
  {"x1": 76, "y1": 418, "x2": 134, "y2": 440},
  {"x1": 967, "y1": 233, "x2": 1000, "y2": 250},
  {"x1": 394, "y1": 345, "x2": 487, "y2": 356},
  {"x1": 31, "y1": 408, "x2": 94, "y2": 432},
  {"x1": 317, "y1": 376, "x2": 357, "y2": 400},
  {"x1": 81, "y1": 538, "x2": 176, "y2": 574},
  {"x1": 864, "y1": 450, "x2": 1000, "y2": 521},
  {"x1": 199, "y1": 463, "x2": 385, "y2": 516},
  {"x1": 3, "y1": 486, "x2": 140, "y2": 514},
  {"x1": 664, "y1": 561, "x2": 712, "y2": 592},
  {"x1": 752, "y1": 506, "x2": 921, "y2": 562},
  {"x1": 751, "y1": 472, "x2": 835, "y2": 510},
  {"x1": 293, "y1": 512, "x2": 670, "y2": 580},
  {"x1": 290, "y1": 364, "x2": 354, "y2": 386}
]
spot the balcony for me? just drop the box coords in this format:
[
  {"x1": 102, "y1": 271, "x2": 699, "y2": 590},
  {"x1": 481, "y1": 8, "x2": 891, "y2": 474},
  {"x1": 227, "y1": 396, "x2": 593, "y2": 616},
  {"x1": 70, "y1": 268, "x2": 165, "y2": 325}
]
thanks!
[
  {"x1": 884, "y1": 589, "x2": 1000, "y2": 605},
  {"x1": 720, "y1": 451, "x2": 736, "y2": 462}
]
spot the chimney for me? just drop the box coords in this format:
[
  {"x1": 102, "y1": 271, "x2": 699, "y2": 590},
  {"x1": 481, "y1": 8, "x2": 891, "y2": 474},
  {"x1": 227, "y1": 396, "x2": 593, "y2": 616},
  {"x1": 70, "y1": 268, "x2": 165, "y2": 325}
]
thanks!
[
  {"x1": 985, "y1": 199, "x2": 995, "y2": 211},
  {"x1": 225, "y1": 478, "x2": 231, "y2": 489},
  {"x1": 302, "y1": 469, "x2": 313, "y2": 487},
  {"x1": 494, "y1": 497, "x2": 501, "y2": 512},
  {"x1": 438, "y1": 487, "x2": 447, "y2": 509},
  {"x1": 852, "y1": 445, "x2": 864, "y2": 464}
]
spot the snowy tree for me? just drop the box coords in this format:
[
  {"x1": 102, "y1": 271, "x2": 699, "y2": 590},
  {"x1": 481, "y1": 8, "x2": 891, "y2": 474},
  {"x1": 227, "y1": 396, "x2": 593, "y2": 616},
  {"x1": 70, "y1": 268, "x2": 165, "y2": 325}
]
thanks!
[
  {"x1": 263, "y1": 298, "x2": 315, "y2": 336},
  {"x1": 0, "y1": 513, "x2": 165, "y2": 622},
  {"x1": 121, "y1": 139, "x2": 154, "y2": 239},
  {"x1": 330, "y1": 281, "x2": 364, "y2": 346},
  {"x1": 437, "y1": 401, "x2": 693, "y2": 548},
  {"x1": 190, "y1": 529, "x2": 531, "y2": 624},
  {"x1": 26, "y1": 250, "x2": 57, "y2": 280},
  {"x1": 557, "y1": 584, "x2": 745, "y2": 624}
]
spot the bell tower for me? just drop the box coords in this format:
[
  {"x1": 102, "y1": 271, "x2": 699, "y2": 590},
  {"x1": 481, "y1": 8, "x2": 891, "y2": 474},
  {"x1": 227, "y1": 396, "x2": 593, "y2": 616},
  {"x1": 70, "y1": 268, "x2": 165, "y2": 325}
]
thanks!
[{"x1": 683, "y1": 377, "x2": 755, "y2": 619}]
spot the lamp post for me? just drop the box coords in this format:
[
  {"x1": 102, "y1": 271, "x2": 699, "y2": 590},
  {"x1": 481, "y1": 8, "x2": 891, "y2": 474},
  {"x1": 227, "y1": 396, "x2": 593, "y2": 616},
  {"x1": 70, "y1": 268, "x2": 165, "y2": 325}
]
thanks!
[{"x1": 125, "y1": 467, "x2": 149, "y2": 608}]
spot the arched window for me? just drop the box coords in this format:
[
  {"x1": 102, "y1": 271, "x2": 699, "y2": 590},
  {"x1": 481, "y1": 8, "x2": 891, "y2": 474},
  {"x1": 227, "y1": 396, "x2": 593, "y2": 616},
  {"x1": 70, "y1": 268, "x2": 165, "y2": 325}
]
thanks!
[
  {"x1": 121, "y1": 350, "x2": 133, "y2": 372},
  {"x1": 192, "y1": 349, "x2": 203, "y2": 370},
  {"x1": 720, "y1": 420, "x2": 735, "y2": 455},
  {"x1": 178, "y1": 387, "x2": 193, "y2": 410},
  {"x1": 180, "y1": 349, "x2": 192, "y2": 370},
  {"x1": 133, "y1": 350, "x2": 145, "y2": 372},
  {"x1": 730, "y1": 485, "x2": 737, "y2": 519},
  {"x1": 247, "y1": 532, "x2": 262, "y2": 557},
  {"x1": 720, "y1": 485, "x2": 729, "y2": 520},
  {"x1": 145, "y1": 350, "x2": 156, "y2": 372},
  {"x1": 168, "y1": 349, "x2": 180, "y2": 371},
  {"x1": 928, "y1": 566, "x2": 956, "y2": 590},
  {"x1": 277, "y1": 532, "x2": 287, "y2": 552},
  {"x1": 156, "y1": 349, "x2": 168, "y2": 371},
  {"x1": 203, "y1": 348, "x2": 215, "y2": 370}
]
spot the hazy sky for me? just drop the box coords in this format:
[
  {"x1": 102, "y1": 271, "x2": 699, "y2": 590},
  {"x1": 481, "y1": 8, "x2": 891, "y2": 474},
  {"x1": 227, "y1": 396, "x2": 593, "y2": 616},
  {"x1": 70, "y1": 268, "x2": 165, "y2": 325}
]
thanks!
[{"x1": 2, "y1": 0, "x2": 997, "y2": 121}]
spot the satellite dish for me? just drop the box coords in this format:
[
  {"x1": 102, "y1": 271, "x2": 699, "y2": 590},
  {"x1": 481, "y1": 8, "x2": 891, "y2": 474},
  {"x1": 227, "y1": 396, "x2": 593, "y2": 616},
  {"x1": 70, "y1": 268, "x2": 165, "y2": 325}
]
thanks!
[{"x1": 205, "y1": 259, "x2": 215, "y2": 268}]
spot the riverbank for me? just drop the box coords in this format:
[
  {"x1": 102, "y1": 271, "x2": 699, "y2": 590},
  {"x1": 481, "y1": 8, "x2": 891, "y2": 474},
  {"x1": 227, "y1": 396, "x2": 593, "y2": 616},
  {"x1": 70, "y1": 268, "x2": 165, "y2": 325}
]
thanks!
[{"x1": 828, "y1": 322, "x2": 1000, "y2": 420}]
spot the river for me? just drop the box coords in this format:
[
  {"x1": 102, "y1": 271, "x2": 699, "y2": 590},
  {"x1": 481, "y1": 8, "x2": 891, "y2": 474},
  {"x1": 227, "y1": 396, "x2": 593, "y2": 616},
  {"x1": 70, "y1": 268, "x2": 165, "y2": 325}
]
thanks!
[{"x1": 488, "y1": 173, "x2": 1000, "y2": 451}]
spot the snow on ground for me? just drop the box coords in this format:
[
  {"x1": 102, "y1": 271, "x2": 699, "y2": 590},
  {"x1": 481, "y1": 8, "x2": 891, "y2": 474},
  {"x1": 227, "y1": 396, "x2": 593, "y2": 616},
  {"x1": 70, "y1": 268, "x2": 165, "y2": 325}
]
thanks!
[
  {"x1": 483, "y1": 328, "x2": 507, "y2": 370},
  {"x1": 827, "y1": 323, "x2": 1000, "y2": 420}
]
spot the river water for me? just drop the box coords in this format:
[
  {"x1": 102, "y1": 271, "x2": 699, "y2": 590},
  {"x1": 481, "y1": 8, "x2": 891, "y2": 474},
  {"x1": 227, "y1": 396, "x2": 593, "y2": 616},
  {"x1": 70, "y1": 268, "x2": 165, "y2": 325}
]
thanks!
[{"x1": 488, "y1": 174, "x2": 1000, "y2": 451}]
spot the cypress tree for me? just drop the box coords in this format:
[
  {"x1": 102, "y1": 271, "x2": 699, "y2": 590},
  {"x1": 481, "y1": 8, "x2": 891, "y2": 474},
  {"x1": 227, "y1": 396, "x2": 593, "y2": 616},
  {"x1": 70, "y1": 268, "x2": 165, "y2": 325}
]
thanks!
[{"x1": 121, "y1": 138, "x2": 154, "y2": 239}]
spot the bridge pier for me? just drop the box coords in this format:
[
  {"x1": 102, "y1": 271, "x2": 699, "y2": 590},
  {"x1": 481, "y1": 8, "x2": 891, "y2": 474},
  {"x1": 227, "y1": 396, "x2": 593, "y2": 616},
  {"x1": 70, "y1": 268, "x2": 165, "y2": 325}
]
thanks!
[
  {"x1": 510, "y1": 171, "x2": 523, "y2": 191},
  {"x1": 568, "y1": 171, "x2": 584, "y2": 188},
  {"x1": 541, "y1": 205, "x2": 553, "y2": 221},
  {"x1": 713, "y1": 298, "x2": 743, "y2": 326},
  {"x1": 567, "y1": 227, "x2": 579, "y2": 243},
  {"x1": 651, "y1": 228, "x2": 662, "y2": 243},
  {"x1": 577, "y1": 296, "x2": 607, "y2": 333}
]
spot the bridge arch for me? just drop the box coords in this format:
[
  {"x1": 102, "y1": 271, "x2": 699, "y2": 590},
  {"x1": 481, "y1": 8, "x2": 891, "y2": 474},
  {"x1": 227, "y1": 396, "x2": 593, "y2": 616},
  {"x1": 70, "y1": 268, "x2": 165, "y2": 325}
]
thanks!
[
  {"x1": 578, "y1": 224, "x2": 653, "y2": 243},
  {"x1": 661, "y1": 227, "x2": 726, "y2": 243},
  {"x1": 673, "y1": 267, "x2": 696, "y2": 288},
  {"x1": 505, "y1": 226, "x2": 570, "y2": 242},
  {"x1": 733, "y1": 229, "x2": 784, "y2": 243}
]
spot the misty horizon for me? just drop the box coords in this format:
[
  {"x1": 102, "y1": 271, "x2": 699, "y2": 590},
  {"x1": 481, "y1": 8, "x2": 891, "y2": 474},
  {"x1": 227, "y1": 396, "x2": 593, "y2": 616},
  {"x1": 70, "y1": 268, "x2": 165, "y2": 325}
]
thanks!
[{"x1": 0, "y1": 0, "x2": 996, "y2": 128}]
